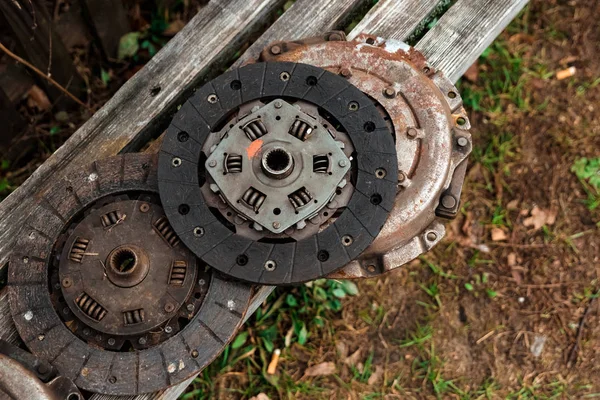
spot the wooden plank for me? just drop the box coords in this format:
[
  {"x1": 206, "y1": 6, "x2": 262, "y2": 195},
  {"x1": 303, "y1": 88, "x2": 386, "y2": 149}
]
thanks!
[
  {"x1": 232, "y1": 0, "x2": 370, "y2": 67},
  {"x1": 415, "y1": 0, "x2": 530, "y2": 83},
  {"x1": 348, "y1": 0, "x2": 441, "y2": 40},
  {"x1": 0, "y1": 0, "x2": 85, "y2": 105},
  {"x1": 0, "y1": 0, "x2": 287, "y2": 273},
  {"x1": 81, "y1": 0, "x2": 131, "y2": 59}
]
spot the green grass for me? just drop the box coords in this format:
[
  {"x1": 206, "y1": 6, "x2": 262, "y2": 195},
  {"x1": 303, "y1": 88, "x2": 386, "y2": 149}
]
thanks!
[{"x1": 571, "y1": 157, "x2": 600, "y2": 214}]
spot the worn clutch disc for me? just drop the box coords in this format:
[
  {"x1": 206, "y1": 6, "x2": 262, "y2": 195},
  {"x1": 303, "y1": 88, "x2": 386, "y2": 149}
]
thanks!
[
  {"x1": 159, "y1": 60, "x2": 398, "y2": 284},
  {"x1": 8, "y1": 154, "x2": 252, "y2": 396},
  {"x1": 159, "y1": 32, "x2": 472, "y2": 284}
]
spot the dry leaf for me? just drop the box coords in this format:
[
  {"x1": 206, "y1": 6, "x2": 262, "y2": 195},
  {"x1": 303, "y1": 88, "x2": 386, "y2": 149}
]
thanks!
[
  {"x1": 344, "y1": 349, "x2": 362, "y2": 366},
  {"x1": 303, "y1": 362, "x2": 336, "y2": 377},
  {"x1": 250, "y1": 394, "x2": 270, "y2": 400},
  {"x1": 464, "y1": 62, "x2": 479, "y2": 82},
  {"x1": 27, "y1": 85, "x2": 51, "y2": 111},
  {"x1": 523, "y1": 206, "x2": 557, "y2": 230},
  {"x1": 163, "y1": 19, "x2": 186, "y2": 36},
  {"x1": 367, "y1": 365, "x2": 384, "y2": 385},
  {"x1": 507, "y1": 253, "x2": 517, "y2": 267},
  {"x1": 506, "y1": 199, "x2": 519, "y2": 210},
  {"x1": 491, "y1": 228, "x2": 508, "y2": 241}
]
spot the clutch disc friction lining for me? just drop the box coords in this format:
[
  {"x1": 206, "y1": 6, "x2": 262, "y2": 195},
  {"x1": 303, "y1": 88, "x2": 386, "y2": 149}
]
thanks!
[
  {"x1": 8, "y1": 154, "x2": 252, "y2": 396},
  {"x1": 158, "y1": 62, "x2": 398, "y2": 285}
]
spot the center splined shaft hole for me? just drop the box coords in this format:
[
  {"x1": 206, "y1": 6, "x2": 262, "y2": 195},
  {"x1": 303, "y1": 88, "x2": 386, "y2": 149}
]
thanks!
[
  {"x1": 266, "y1": 149, "x2": 290, "y2": 172},
  {"x1": 110, "y1": 248, "x2": 137, "y2": 273}
]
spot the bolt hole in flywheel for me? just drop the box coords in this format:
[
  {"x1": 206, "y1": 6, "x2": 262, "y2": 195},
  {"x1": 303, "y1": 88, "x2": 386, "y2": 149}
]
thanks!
[
  {"x1": 158, "y1": 31, "x2": 471, "y2": 284},
  {"x1": 8, "y1": 154, "x2": 252, "y2": 396}
]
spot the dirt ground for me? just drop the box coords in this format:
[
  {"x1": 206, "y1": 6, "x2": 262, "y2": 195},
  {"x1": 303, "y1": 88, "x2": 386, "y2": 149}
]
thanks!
[
  {"x1": 184, "y1": 1, "x2": 600, "y2": 399},
  {"x1": 2, "y1": 0, "x2": 599, "y2": 399}
]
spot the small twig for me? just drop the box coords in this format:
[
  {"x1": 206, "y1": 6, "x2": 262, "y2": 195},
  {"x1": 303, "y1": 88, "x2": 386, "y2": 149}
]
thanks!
[
  {"x1": 567, "y1": 294, "x2": 598, "y2": 367},
  {"x1": 0, "y1": 41, "x2": 88, "y2": 109},
  {"x1": 105, "y1": 214, "x2": 127, "y2": 233}
]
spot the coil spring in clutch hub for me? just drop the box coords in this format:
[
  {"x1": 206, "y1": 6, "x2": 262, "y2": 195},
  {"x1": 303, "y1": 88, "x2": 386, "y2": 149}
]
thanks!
[
  {"x1": 241, "y1": 187, "x2": 267, "y2": 212},
  {"x1": 169, "y1": 260, "x2": 188, "y2": 286},
  {"x1": 153, "y1": 216, "x2": 180, "y2": 247},
  {"x1": 75, "y1": 292, "x2": 107, "y2": 322},
  {"x1": 313, "y1": 154, "x2": 329, "y2": 173},
  {"x1": 123, "y1": 308, "x2": 145, "y2": 325},
  {"x1": 69, "y1": 237, "x2": 90, "y2": 263},
  {"x1": 225, "y1": 154, "x2": 243, "y2": 173},
  {"x1": 243, "y1": 119, "x2": 268, "y2": 141},
  {"x1": 288, "y1": 187, "x2": 313, "y2": 209},
  {"x1": 101, "y1": 210, "x2": 124, "y2": 227},
  {"x1": 289, "y1": 119, "x2": 314, "y2": 141}
]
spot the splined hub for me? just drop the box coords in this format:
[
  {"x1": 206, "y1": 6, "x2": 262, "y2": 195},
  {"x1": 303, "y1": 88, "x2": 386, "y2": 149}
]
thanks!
[
  {"x1": 56, "y1": 199, "x2": 199, "y2": 339},
  {"x1": 204, "y1": 99, "x2": 351, "y2": 234}
]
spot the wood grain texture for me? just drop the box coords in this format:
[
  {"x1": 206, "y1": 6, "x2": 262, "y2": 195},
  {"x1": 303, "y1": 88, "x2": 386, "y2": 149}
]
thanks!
[
  {"x1": 0, "y1": 0, "x2": 286, "y2": 273},
  {"x1": 348, "y1": 0, "x2": 441, "y2": 40},
  {"x1": 415, "y1": 0, "x2": 530, "y2": 83},
  {"x1": 233, "y1": 0, "x2": 370, "y2": 67}
]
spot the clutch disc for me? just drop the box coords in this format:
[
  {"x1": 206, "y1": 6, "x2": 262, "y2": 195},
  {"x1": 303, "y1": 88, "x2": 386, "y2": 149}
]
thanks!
[
  {"x1": 158, "y1": 61, "x2": 398, "y2": 285},
  {"x1": 8, "y1": 154, "x2": 252, "y2": 396}
]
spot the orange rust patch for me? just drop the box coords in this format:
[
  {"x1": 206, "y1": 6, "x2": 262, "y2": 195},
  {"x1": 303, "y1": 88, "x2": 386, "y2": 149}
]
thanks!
[{"x1": 247, "y1": 139, "x2": 263, "y2": 159}]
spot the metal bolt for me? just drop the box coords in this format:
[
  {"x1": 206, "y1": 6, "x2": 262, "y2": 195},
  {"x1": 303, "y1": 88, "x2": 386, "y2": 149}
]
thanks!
[
  {"x1": 22, "y1": 256, "x2": 29, "y2": 264},
  {"x1": 398, "y1": 171, "x2": 407, "y2": 182},
  {"x1": 164, "y1": 326, "x2": 173, "y2": 334},
  {"x1": 198, "y1": 279, "x2": 206, "y2": 286},
  {"x1": 426, "y1": 231, "x2": 438, "y2": 242},
  {"x1": 338, "y1": 159, "x2": 348, "y2": 167},
  {"x1": 375, "y1": 168, "x2": 387, "y2": 179},
  {"x1": 340, "y1": 68, "x2": 352, "y2": 78},
  {"x1": 37, "y1": 364, "x2": 49, "y2": 375},
  {"x1": 208, "y1": 160, "x2": 217, "y2": 168},
  {"x1": 407, "y1": 128, "x2": 418, "y2": 139},
  {"x1": 272, "y1": 221, "x2": 281, "y2": 229},
  {"x1": 457, "y1": 137, "x2": 469, "y2": 147},
  {"x1": 207, "y1": 94, "x2": 218, "y2": 103},
  {"x1": 342, "y1": 235, "x2": 353, "y2": 247},
  {"x1": 328, "y1": 32, "x2": 343, "y2": 41},
  {"x1": 383, "y1": 87, "x2": 396, "y2": 98},
  {"x1": 164, "y1": 303, "x2": 175, "y2": 313},
  {"x1": 24, "y1": 311, "x2": 33, "y2": 321},
  {"x1": 274, "y1": 100, "x2": 283, "y2": 109},
  {"x1": 186, "y1": 304, "x2": 195, "y2": 312},
  {"x1": 193, "y1": 227, "x2": 204, "y2": 237},
  {"x1": 279, "y1": 72, "x2": 290, "y2": 81},
  {"x1": 348, "y1": 101, "x2": 359, "y2": 111},
  {"x1": 270, "y1": 45, "x2": 281, "y2": 55},
  {"x1": 171, "y1": 157, "x2": 182, "y2": 167},
  {"x1": 108, "y1": 376, "x2": 117, "y2": 384},
  {"x1": 62, "y1": 307, "x2": 70, "y2": 315},
  {"x1": 139, "y1": 203, "x2": 150, "y2": 213},
  {"x1": 107, "y1": 338, "x2": 116, "y2": 346},
  {"x1": 191, "y1": 350, "x2": 199, "y2": 358},
  {"x1": 441, "y1": 195, "x2": 457, "y2": 209},
  {"x1": 62, "y1": 278, "x2": 72, "y2": 288},
  {"x1": 138, "y1": 337, "x2": 147, "y2": 345}
]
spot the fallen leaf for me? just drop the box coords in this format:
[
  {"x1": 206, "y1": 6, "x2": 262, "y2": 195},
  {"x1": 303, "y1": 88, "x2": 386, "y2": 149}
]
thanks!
[
  {"x1": 163, "y1": 19, "x2": 186, "y2": 36},
  {"x1": 523, "y1": 206, "x2": 557, "y2": 230},
  {"x1": 463, "y1": 62, "x2": 479, "y2": 82},
  {"x1": 506, "y1": 199, "x2": 519, "y2": 210},
  {"x1": 249, "y1": 394, "x2": 270, "y2": 400},
  {"x1": 507, "y1": 253, "x2": 517, "y2": 267},
  {"x1": 303, "y1": 362, "x2": 336, "y2": 377},
  {"x1": 491, "y1": 228, "x2": 508, "y2": 241},
  {"x1": 367, "y1": 365, "x2": 384, "y2": 385},
  {"x1": 27, "y1": 85, "x2": 51, "y2": 110},
  {"x1": 344, "y1": 349, "x2": 362, "y2": 366}
]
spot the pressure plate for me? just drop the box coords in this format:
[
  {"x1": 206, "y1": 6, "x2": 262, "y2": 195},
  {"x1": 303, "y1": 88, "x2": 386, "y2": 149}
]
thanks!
[{"x1": 8, "y1": 154, "x2": 252, "y2": 396}]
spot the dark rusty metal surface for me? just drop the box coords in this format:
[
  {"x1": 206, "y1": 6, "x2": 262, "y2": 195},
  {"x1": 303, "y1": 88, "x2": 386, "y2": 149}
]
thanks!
[
  {"x1": 8, "y1": 154, "x2": 253, "y2": 396},
  {"x1": 261, "y1": 32, "x2": 473, "y2": 279},
  {"x1": 0, "y1": 340, "x2": 82, "y2": 400}
]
